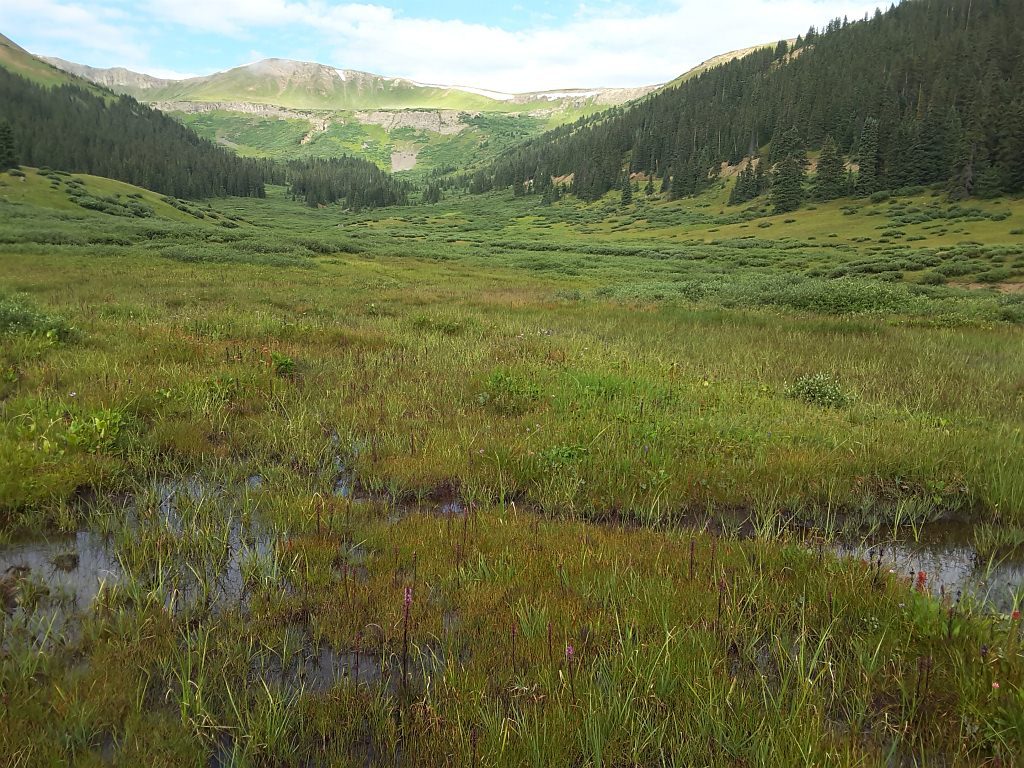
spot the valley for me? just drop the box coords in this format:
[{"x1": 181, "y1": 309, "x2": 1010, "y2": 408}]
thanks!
[
  {"x1": 44, "y1": 55, "x2": 659, "y2": 174},
  {"x1": 1, "y1": 0, "x2": 1024, "y2": 765}
]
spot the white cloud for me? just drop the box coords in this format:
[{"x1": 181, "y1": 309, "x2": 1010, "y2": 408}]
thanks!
[
  {"x1": 0, "y1": 0, "x2": 149, "y2": 62},
  {"x1": 9, "y1": 0, "x2": 885, "y2": 92}
]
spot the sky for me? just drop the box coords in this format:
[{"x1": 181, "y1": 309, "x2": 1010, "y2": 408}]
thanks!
[{"x1": 0, "y1": 0, "x2": 885, "y2": 92}]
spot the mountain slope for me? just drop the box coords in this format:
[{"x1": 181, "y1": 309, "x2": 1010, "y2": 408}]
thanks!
[
  {"x1": 43, "y1": 56, "x2": 659, "y2": 113},
  {"x1": 479, "y1": 0, "x2": 1024, "y2": 202},
  {"x1": 0, "y1": 33, "x2": 103, "y2": 91},
  {"x1": 0, "y1": 64, "x2": 268, "y2": 199}
]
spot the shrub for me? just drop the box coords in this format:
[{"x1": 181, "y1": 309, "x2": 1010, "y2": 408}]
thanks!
[
  {"x1": 785, "y1": 373, "x2": 853, "y2": 408},
  {"x1": 917, "y1": 270, "x2": 946, "y2": 285},
  {"x1": 0, "y1": 294, "x2": 76, "y2": 342}
]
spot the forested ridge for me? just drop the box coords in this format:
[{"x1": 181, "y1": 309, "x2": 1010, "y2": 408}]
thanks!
[
  {"x1": 471, "y1": 0, "x2": 1024, "y2": 203},
  {"x1": 0, "y1": 66, "x2": 409, "y2": 207},
  {"x1": 0, "y1": 67, "x2": 269, "y2": 199}
]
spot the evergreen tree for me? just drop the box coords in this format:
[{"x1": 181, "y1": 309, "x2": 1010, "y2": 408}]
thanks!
[
  {"x1": 855, "y1": 118, "x2": 880, "y2": 196},
  {"x1": 973, "y1": 153, "x2": 1003, "y2": 198},
  {"x1": 478, "y1": 0, "x2": 1024, "y2": 202},
  {"x1": 0, "y1": 121, "x2": 16, "y2": 170},
  {"x1": 728, "y1": 162, "x2": 757, "y2": 205},
  {"x1": 620, "y1": 174, "x2": 633, "y2": 206},
  {"x1": 753, "y1": 159, "x2": 769, "y2": 196},
  {"x1": 771, "y1": 133, "x2": 807, "y2": 214},
  {"x1": 814, "y1": 135, "x2": 846, "y2": 200},
  {"x1": 645, "y1": 176, "x2": 655, "y2": 196},
  {"x1": 421, "y1": 183, "x2": 442, "y2": 204},
  {"x1": 670, "y1": 166, "x2": 688, "y2": 199}
]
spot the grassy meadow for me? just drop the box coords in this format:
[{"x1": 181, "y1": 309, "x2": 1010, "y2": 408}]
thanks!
[{"x1": 2, "y1": 169, "x2": 1023, "y2": 765}]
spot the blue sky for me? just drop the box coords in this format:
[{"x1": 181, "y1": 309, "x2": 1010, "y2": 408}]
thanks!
[{"x1": 1, "y1": 1, "x2": 884, "y2": 92}]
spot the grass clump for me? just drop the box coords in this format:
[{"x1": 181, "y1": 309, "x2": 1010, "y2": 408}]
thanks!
[{"x1": 476, "y1": 369, "x2": 541, "y2": 415}]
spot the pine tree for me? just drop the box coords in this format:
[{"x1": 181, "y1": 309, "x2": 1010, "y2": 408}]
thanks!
[
  {"x1": 973, "y1": 152, "x2": 1003, "y2": 198},
  {"x1": 670, "y1": 165, "x2": 688, "y2": 199},
  {"x1": 728, "y1": 162, "x2": 757, "y2": 205},
  {"x1": 814, "y1": 135, "x2": 846, "y2": 200},
  {"x1": 620, "y1": 173, "x2": 633, "y2": 206},
  {"x1": 771, "y1": 135, "x2": 807, "y2": 214},
  {"x1": 474, "y1": 0, "x2": 1024, "y2": 205},
  {"x1": 0, "y1": 121, "x2": 17, "y2": 170},
  {"x1": 645, "y1": 176, "x2": 655, "y2": 196},
  {"x1": 855, "y1": 118, "x2": 880, "y2": 196},
  {"x1": 753, "y1": 159, "x2": 769, "y2": 196}
]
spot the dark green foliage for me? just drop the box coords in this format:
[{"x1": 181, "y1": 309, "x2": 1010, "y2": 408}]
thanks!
[
  {"x1": 771, "y1": 132, "x2": 807, "y2": 214},
  {"x1": 0, "y1": 68, "x2": 265, "y2": 199},
  {"x1": 285, "y1": 158, "x2": 408, "y2": 209},
  {"x1": 422, "y1": 183, "x2": 442, "y2": 205},
  {"x1": 729, "y1": 159, "x2": 769, "y2": 205},
  {"x1": 473, "y1": 0, "x2": 1024, "y2": 203},
  {"x1": 855, "y1": 119, "x2": 880, "y2": 196},
  {"x1": 0, "y1": 120, "x2": 16, "y2": 170},
  {"x1": 814, "y1": 136, "x2": 846, "y2": 201},
  {"x1": 620, "y1": 174, "x2": 633, "y2": 206}
]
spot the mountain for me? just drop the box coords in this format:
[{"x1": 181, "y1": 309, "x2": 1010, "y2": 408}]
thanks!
[
  {"x1": 664, "y1": 42, "x2": 791, "y2": 88},
  {"x1": 477, "y1": 0, "x2": 1024, "y2": 202},
  {"x1": 0, "y1": 32, "x2": 103, "y2": 91},
  {"x1": 0, "y1": 34, "x2": 413, "y2": 207},
  {"x1": 0, "y1": 63, "x2": 269, "y2": 199},
  {"x1": 38, "y1": 55, "x2": 661, "y2": 174},
  {"x1": 42, "y1": 56, "x2": 659, "y2": 114},
  {"x1": 41, "y1": 57, "x2": 175, "y2": 93}
]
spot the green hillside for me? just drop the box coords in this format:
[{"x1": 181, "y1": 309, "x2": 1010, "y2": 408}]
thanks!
[
  {"x1": 0, "y1": 166, "x2": 243, "y2": 223},
  {"x1": 0, "y1": 33, "x2": 103, "y2": 92},
  {"x1": 480, "y1": 0, "x2": 1024, "y2": 205},
  {"x1": 174, "y1": 108, "x2": 548, "y2": 175}
]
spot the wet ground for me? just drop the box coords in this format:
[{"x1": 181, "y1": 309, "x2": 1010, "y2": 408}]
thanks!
[
  {"x1": 2, "y1": 474, "x2": 1022, "y2": 663},
  {"x1": 836, "y1": 538, "x2": 1024, "y2": 613}
]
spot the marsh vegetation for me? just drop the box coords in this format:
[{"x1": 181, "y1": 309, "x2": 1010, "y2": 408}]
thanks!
[{"x1": 1, "y1": 175, "x2": 1023, "y2": 765}]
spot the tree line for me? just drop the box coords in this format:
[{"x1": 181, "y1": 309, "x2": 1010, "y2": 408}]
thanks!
[
  {"x1": 284, "y1": 157, "x2": 409, "y2": 209},
  {"x1": 470, "y1": 0, "x2": 1024, "y2": 204},
  {"x1": 0, "y1": 67, "x2": 409, "y2": 208}
]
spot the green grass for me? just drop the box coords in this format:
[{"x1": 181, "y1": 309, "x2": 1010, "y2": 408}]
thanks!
[
  {"x1": 0, "y1": 35, "x2": 113, "y2": 97},
  {"x1": 1, "y1": 175, "x2": 1023, "y2": 765},
  {"x1": 176, "y1": 109, "x2": 554, "y2": 175}
]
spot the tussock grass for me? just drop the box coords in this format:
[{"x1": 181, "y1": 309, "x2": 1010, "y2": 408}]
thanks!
[{"x1": 1, "y1": 180, "x2": 1022, "y2": 764}]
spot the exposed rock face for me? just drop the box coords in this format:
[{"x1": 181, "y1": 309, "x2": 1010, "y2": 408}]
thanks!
[
  {"x1": 153, "y1": 101, "x2": 317, "y2": 120},
  {"x1": 42, "y1": 57, "x2": 174, "y2": 92},
  {"x1": 354, "y1": 110, "x2": 470, "y2": 136},
  {"x1": 391, "y1": 150, "x2": 418, "y2": 172}
]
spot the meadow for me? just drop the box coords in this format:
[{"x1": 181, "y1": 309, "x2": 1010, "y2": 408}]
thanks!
[{"x1": 1, "y1": 169, "x2": 1023, "y2": 765}]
